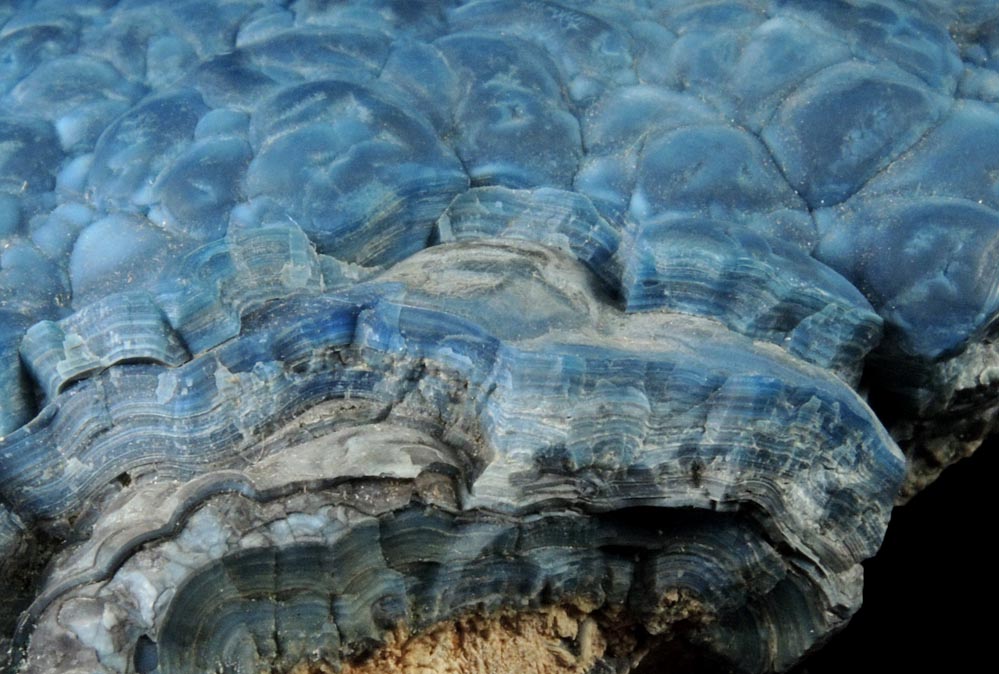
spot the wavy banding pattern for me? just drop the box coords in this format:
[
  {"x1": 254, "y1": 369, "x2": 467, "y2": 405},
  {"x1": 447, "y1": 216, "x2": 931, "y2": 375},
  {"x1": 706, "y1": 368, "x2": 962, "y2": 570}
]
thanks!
[{"x1": 0, "y1": 1, "x2": 996, "y2": 672}]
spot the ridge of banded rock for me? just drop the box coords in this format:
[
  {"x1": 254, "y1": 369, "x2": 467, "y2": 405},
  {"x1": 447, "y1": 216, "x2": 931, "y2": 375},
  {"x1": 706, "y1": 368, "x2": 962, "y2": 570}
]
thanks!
[{"x1": 0, "y1": 1, "x2": 996, "y2": 672}]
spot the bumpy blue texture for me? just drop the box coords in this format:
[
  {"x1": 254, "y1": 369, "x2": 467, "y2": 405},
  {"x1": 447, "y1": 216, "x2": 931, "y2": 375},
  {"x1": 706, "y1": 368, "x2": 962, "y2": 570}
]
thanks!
[{"x1": 0, "y1": 1, "x2": 996, "y2": 673}]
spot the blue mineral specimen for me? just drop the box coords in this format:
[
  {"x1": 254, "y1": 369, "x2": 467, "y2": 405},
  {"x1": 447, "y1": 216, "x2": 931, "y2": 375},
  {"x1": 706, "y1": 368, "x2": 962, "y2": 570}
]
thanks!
[{"x1": 0, "y1": 1, "x2": 996, "y2": 673}]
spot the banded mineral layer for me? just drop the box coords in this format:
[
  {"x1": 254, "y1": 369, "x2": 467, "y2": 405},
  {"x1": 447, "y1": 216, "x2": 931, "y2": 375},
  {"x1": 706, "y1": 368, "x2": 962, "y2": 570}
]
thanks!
[{"x1": 0, "y1": 1, "x2": 996, "y2": 673}]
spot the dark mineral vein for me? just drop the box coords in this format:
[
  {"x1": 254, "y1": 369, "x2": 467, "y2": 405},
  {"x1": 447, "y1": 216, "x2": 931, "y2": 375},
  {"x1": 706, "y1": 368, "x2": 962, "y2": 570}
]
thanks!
[{"x1": 0, "y1": 1, "x2": 996, "y2": 672}]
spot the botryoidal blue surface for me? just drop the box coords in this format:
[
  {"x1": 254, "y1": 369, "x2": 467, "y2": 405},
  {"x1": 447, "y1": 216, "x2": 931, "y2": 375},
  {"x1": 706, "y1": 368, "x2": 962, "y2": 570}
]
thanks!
[{"x1": 0, "y1": 1, "x2": 996, "y2": 672}]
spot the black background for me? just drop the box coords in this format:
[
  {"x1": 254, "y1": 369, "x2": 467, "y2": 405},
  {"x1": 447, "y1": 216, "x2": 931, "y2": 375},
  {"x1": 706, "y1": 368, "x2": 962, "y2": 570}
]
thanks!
[{"x1": 792, "y1": 436, "x2": 997, "y2": 673}]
